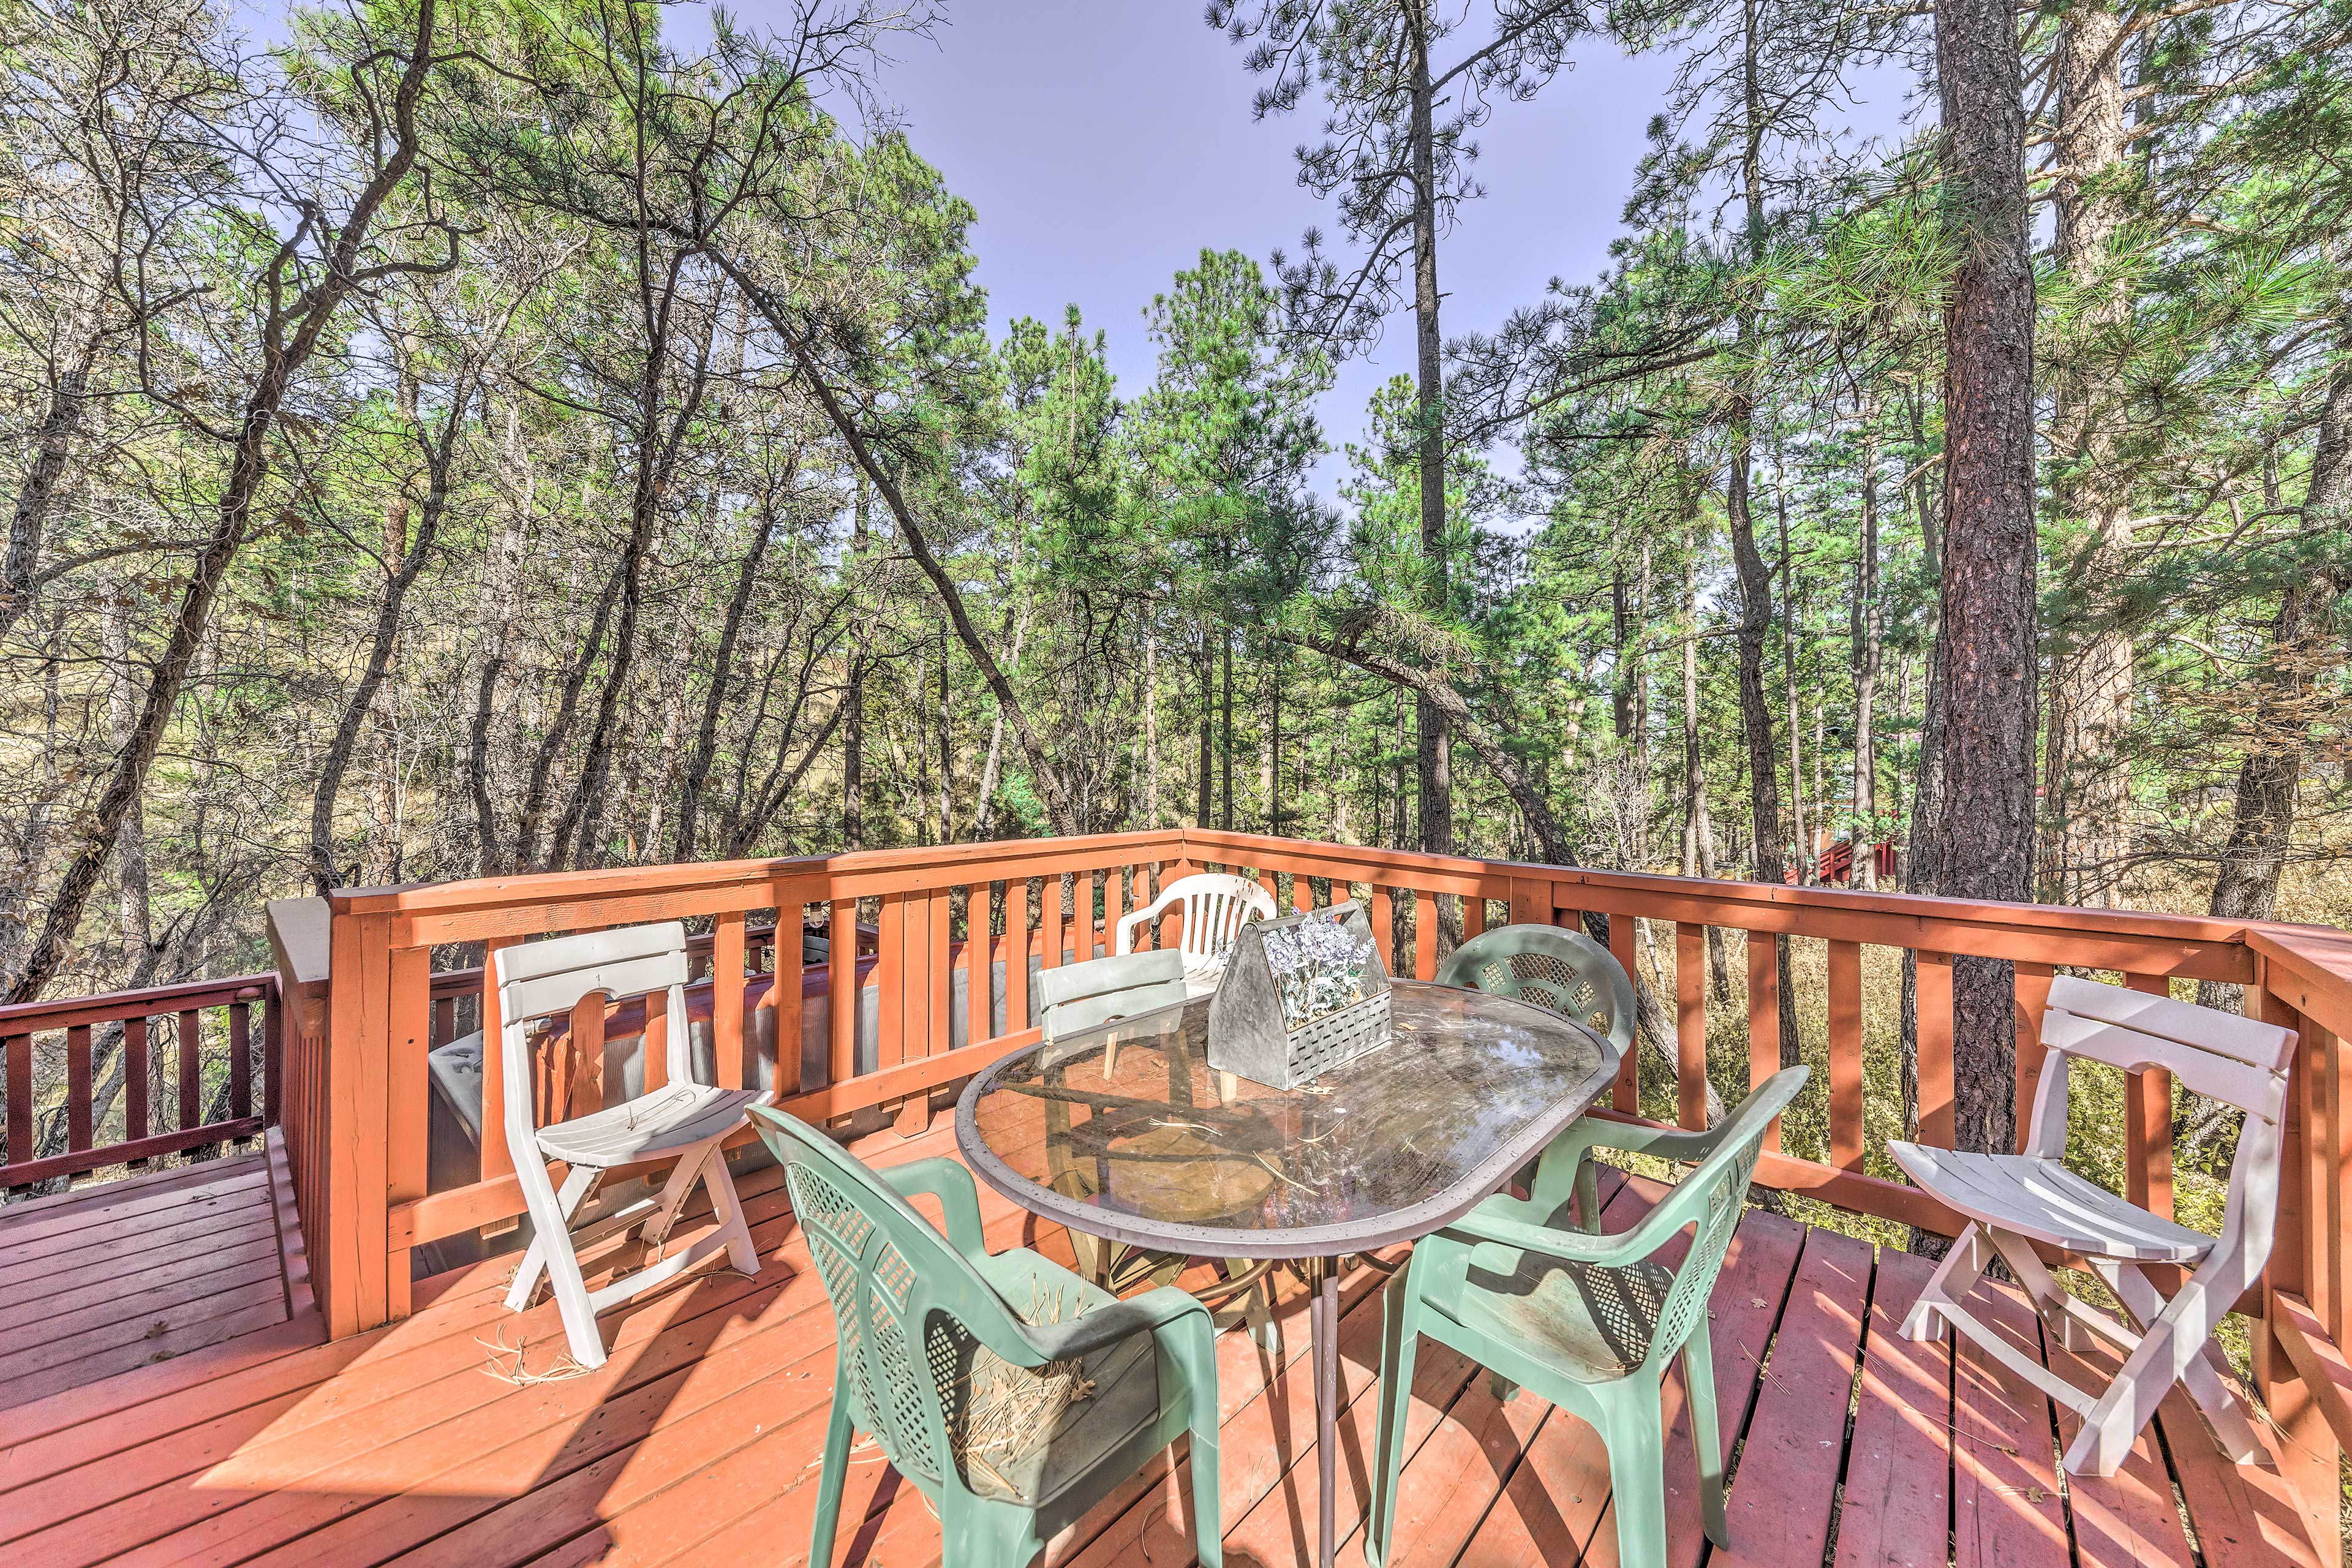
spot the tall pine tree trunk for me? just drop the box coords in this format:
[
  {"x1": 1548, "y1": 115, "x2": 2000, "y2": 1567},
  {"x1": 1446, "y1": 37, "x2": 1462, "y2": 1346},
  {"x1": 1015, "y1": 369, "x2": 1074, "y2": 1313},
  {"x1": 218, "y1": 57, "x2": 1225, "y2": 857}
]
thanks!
[
  {"x1": 2198, "y1": 334, "x2": 2351, "y2": 1009},
  {"x1": 1917, "y1": 0, "x2": 2039, "y2": 1157},
  {"x1": 2041, "y1": 0, "x2": 2135, "y2": 907},
  {"x1": 1852, "y1": 420, "x2": 1883, "y2": 889},
  {"x1": 1408, "y1": 4, "x2": 1456, "y2": 889}
]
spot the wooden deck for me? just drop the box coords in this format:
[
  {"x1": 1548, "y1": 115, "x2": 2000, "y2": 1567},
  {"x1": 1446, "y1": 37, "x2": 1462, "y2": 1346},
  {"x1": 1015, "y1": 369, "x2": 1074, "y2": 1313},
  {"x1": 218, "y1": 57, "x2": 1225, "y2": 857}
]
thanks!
[
  {"x1": 0, "y1": 1140, "x2": 306, "y2": 1411},
  {"x1": 0, "y1": 1122, "x2": 2327, "y2": 1568}
]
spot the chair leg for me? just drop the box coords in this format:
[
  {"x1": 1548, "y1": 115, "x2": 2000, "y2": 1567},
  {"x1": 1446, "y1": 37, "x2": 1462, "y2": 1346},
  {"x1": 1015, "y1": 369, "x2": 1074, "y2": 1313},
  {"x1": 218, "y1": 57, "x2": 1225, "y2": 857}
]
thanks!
[
  {"x1": 516, "y1": 1163, "x2": 609, "y2": 1369},
  {"x1": 1902, "y1": 1223, "x2": 1989, "y2": 1342},
  {"x1": 809, "y1": 1360, "x2": 856, "y2": 1568},
  {"x1": 700, "y1": 1142, "x2": 762, "y2": 1276},
  {"x1": 1988, "y1": 1229, "x2": 2092, "y2": 1352},
  {"x1": 636, "y1": 1141, "x2": 709, "y2": 1254},
  {"x1": 2108, "y1": 1262, "x2": 2263, "y2": 1463},
  {"x1": 1365, "y1": 1266, "x2": 1420, "y2": 1568},
  {"x1": 1683, "y1": 1322, "x2": 1730, "y2": 1548},
  {"x1": 1599, "y1": 1375, "x2": 1670, "y2": 1568},
  {"x1": 1222, "y1": 1259, "x2": 1280, "y2": 1354},
  {"x1": 505, "y1": 1164, "x2": 598, "y2": 1312},
  {"x1": 2062, "y1": 1299, "x2": 2211, "y2": 1477},
  {"x1": 1167, "y1": 1314, "x2": 1224, "y2": 1568},
  {"x1": 943, "y1": 1493, "x2": 1037, "y2": 1568}
]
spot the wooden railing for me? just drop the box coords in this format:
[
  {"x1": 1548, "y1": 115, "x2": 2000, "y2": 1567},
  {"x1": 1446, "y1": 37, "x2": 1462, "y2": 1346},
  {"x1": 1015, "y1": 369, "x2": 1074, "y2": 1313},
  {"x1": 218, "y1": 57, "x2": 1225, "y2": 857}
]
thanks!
[
  {"x1": 0, "y1": 973, "x2": 281, "y2": 1191},
  {"x1": 301, "y1": 826, "x2": 2352, "y2": 1556}
]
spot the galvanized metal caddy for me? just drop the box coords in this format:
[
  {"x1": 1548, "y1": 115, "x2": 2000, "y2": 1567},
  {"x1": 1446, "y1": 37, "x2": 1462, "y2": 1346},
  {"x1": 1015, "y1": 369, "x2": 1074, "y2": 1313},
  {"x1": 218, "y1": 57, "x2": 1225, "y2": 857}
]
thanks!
[{"x1": 1206, "y1": 900, "x2": 1394, "y2": 1090}]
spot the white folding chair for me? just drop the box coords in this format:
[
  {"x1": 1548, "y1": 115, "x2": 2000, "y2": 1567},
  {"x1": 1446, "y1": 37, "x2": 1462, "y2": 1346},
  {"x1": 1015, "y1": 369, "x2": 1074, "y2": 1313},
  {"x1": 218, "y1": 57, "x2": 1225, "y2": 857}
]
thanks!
[
  {"x1": 494, "y1": 921, "x2": 770, "y2": 1368},
  {"x1": 1889, "y1": 974, "x2": 2294, "y2": 1476},
  {"x1": 1112, "y1": 873, "x2": 1276, "y2": 995}
]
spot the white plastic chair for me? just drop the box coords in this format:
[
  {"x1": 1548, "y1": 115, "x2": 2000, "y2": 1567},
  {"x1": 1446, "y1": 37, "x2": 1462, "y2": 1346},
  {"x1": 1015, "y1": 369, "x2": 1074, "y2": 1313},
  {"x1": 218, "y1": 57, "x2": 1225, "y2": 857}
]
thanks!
[
  {"x1": 1112, "y1": 873, "x2": 1276, "y2": 996},
  {"x1": 494, "y1": 921, "x2": 770, "y2": 1368},
  {"x1": 1888, "y1": 974, "x2": 2294, "y2": 1477}
]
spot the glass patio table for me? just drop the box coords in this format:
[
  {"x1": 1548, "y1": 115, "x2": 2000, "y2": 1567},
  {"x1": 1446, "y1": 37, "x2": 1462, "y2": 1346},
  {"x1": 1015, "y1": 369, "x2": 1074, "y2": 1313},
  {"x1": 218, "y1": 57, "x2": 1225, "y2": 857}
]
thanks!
[{"x1": 955, "y1": 979, "x2": 1620, "y2": 1568}]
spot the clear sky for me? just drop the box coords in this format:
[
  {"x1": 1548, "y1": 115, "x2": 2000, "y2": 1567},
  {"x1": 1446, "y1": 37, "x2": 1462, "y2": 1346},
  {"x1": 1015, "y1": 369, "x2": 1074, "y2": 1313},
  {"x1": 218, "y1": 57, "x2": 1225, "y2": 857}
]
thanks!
[{"x1": 777, "y1": 1, "x2": 1692, "y2": 492}]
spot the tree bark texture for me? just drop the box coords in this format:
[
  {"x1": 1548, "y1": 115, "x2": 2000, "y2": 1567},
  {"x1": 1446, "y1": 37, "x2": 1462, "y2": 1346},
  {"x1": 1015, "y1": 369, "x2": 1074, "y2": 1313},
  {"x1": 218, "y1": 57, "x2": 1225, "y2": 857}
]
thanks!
[
  {"x1": 1919, "y1": 0, "x2": 2040, "y2": 1156},
  {"x1": 2041, "y1": 0, "x2": 2135, "y2": 907}
]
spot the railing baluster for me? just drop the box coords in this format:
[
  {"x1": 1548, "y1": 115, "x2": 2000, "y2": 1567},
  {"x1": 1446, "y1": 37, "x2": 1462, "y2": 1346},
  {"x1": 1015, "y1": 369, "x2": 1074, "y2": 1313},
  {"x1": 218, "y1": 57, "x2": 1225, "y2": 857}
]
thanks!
[
  {"x1": 2, "y1": 1033, "x2": 25, "y2": 1179},
  {"x1": 230, "y1": 995, "x2": 253, "y2": 1126},
  {"x1": 929, "y1": 884, "x2": 952, "y2": 1057},
  {"x1": 2122, "y1": 973, "x2": 2175, "y2": 1219},
  {"x1": 771, "y1": 902, "x2": 803, "y2": 1097},
  {"x1": 66, "y1": 1024, "x2": 92, "y2": 1152},
  {"x1": 1676, "y1": 923, "x2": 1708, "y2": 1129},
  {"x1": 828, "y1": 898, "x2": 855, "y2": 1090},
  {"x1": 1608, "y1": 911, "x2": 1639, "y2": 1114},
  {"x1": 386, "y1": 946, "x2": 429, "y2": 1320},
  {"x1": 263, "y1": 993, "x2": 281, "y2": 1130},
  {"x1": 1006, "y1": 880, "x2": 1031, "y2": 1034},
  {"x1": 1463, "y1": 894, "x2": 1485, "y2": 941},
  {"x1": 480, "y1": 937, "x2": 519, "y2": 1183},
  {"x1": 568, "y1": 992, "x2": 607, "y2": 1115},
  {"x1": 1915, "y1": 951, "x2": 1956, "y2": 1149},
  {"x1": 714, "y1": 911, "x2": 746, "y2": 1092},
  {"x1": 1827, "y1": 940, "x2": 1864, "y2": 1169},
  {"x1": 178, "y1": 1009, "x2": 201, "y2": 1131},
  {"x1": 967, "y1": 882, "x2": 991, "y2": 1048},
  {"x1": 1371, "y1": 884, "x2": 1395, "y2": 972},
  {"x1": 878, "y1": 892, "x2": 908, "y2": 1077},
  {"x1": 1746, "y1": 931, "x2": 1781, "y2": 1148},
  {"x1": 2301, "y1": 1014, "x2": 2332, "y2": 1333},
  {"x1": 2011, "y1": 960, "x2": 2056, "y2": 1154},
  {"x1": 1033, "y1": 875, "x2": 1055, "y2": 973},
  {"x1": 126, "y1": 1016, "x2": 150, "y2": 1148},
  {"x1": 1412, "y1": 889, "x2": 1436, "y2": 981}
]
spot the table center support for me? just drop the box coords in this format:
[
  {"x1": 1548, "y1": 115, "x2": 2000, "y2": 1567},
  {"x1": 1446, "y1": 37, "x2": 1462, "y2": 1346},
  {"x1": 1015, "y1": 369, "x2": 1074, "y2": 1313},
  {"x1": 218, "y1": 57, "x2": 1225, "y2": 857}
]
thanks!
[{"x1": 1307, "y1": 1254, "x2": 1341, "y2": 1568}]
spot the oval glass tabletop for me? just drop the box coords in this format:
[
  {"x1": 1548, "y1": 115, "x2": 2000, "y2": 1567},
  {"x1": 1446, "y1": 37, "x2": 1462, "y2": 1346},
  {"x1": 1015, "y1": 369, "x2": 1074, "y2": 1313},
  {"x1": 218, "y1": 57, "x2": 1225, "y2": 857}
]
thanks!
[{"x1": 954, "y1": 979, "x2": 1621, "y2": 1259}]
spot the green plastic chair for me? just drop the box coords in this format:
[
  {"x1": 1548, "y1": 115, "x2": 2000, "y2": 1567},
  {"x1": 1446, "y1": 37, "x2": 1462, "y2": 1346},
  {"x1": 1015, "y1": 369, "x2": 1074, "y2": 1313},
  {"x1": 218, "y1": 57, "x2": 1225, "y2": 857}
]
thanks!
[
  {"x1": 1365, "y1": 1066, "x2": 1809, "y2": 1568},
  {"x1": 1434, "y1": 922, "x2": 1637, "y2": 1056},
  {"x1": 750, "y1": 1107, "x2": 1223, "y2": 1568}
]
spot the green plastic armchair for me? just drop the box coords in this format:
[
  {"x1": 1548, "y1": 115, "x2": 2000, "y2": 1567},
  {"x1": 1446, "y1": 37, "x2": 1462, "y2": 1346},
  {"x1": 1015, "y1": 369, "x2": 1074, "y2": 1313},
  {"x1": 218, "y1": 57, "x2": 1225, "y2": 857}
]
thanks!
[
  {"x1": 749, "y1": 1107, "x2": 1223, "y2": 1568},
  {"x1": 1365, "y1": 1066, "x2": 1809, "y2": 1568},
  {"x1": 1434, "y1": 922, "x2": 1637, "y2": 1056}
]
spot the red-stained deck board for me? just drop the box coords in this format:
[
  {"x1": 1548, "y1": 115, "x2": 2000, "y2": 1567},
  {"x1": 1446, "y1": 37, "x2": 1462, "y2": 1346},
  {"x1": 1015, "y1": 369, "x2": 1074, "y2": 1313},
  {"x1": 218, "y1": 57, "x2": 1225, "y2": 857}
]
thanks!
[
  {"x1": 2046, "y1": 1327, "x2": 2198, "y2": 1567},
  {"x1": 1580, "y1": 1194, "x2": 1815, "y2": 1568},
  {"x1": 2157, "y1": 1379, "x2": 2328, "y2": 1568},
  {"x1": 1709, "y1": 1224, "x2": 1874, "y2": 1568},
  {"x1": 0, "y1": 1142, "x2": 2334, "y2": 1568},
  {"x1": 1949, "y1": 1283, "x2": 2070, "y2": 1568},
  {"x1": 1830, "y1": 1246, "x2": 1950, "y2": 1568},
  {"x1": 0, "y1": 1220, "x2": 279, "y2": 1317}
]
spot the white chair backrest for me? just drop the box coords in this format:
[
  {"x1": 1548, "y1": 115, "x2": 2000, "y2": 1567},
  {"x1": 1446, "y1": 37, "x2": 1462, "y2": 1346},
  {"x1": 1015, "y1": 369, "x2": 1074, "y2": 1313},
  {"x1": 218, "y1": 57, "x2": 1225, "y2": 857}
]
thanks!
[
  {"x1": 492, "y1": 922, "x2": 694, "y2": 1148},
  {"x1": 1115, "y1": 873, "x2": 1276, "y2": 963},
  {"x1": 2026, "y1": 975, "x2": 2296, "y2": 1265},
  {"x1": 2034, "y1": 975, "x2": 2294, "y2": 1125}
]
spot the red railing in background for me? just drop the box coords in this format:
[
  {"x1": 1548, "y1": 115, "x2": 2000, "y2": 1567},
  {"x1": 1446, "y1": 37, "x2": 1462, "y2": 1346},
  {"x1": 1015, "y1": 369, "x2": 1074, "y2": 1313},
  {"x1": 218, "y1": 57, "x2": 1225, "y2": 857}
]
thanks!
[
  {"x1": 0, "y1": 973, "x2": 281, "y2": 1191},
  {"x1": 283, "y1": 827, "x2": 2352, "y2": 1559}
]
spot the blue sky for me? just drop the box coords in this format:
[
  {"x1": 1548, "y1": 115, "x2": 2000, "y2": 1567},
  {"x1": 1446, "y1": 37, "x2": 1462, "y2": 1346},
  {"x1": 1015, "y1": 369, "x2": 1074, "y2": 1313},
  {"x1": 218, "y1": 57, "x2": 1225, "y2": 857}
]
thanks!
[{"x1": 794, "y1": 1, "x2": 1691, "y2": 490}]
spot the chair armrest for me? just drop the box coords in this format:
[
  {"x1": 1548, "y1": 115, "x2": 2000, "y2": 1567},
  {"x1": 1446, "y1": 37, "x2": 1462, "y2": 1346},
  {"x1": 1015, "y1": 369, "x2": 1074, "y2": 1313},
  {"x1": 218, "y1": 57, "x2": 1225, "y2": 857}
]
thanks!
[
  {"x1": 1528, "y1": 1115, "x2": 1724, "y2": 1224},
  {"x1": 876, "y1": 1158, "x2": 989, "y2": 1259},
  {"x1": 1114, "y1": 891, "x2": 1181, "y2": 956},
  {"x1": 1024, "y1": 1283, "x2": 1212, "y2": 1363},
  {"x1": 1441, "y1": 1188, "x2": 1695, "y2": 1273},
  {"x1": 1553, "y1": 1115, "x2": 1733, "y2": 1166}
]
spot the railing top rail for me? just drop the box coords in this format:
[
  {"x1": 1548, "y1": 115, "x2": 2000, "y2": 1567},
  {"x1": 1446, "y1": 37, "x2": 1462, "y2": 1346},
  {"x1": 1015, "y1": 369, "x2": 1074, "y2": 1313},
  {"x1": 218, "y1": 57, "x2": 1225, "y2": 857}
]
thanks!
[
  {"x1": 0, "y1": 971, "x2": 276, "y2": 1033},
  {"x1": 327, "y1": 828, "x2": 1191, "y2": 920},
  {"x1": 1185, "y1": 828, "x2": 2275, "y2": 950},
  {"x1": 2245, "y1": 921, "x2": 2352, "y2": 1040}
]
